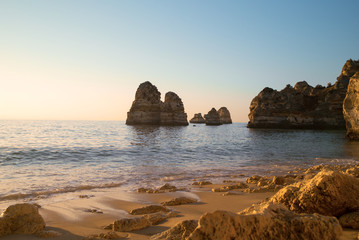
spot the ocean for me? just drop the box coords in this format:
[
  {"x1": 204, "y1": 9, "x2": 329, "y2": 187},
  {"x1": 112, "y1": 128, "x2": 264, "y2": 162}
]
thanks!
[{"x1": 1, "y1": 120, "x2": 358, "y2": 204}]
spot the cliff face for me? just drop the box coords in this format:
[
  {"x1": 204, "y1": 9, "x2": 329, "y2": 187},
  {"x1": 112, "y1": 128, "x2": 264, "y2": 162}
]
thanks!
[
  {"x1": 204, "y1": 108, "x2": 222, "y2": 125},
  {"x1": 126, "y1": 82, "x2": 188, "y2": 126},
  {"x1": 189, "y1": 113, "x2": 205, "y2": 124},
  {"x1": 247, "y1": 60, "x2": 357, "y2": 129},
  {"x1": 218, "y1": 107, "x2": 232, "y2": 124},
  {"x1": 343, "y1": 60, "x2": 359, "y2": 139}
]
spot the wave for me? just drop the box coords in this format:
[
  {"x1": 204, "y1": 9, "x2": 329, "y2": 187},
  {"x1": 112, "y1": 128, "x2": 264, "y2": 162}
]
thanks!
[{"x1": 0, "y1": 182, "x2": 124, "y2": 201}]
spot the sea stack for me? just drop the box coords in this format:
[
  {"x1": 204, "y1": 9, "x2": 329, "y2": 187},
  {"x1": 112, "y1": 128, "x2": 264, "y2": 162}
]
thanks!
[
  {"x1": 218, "y1": 107, "x2": 232, "y2": 124},
  {"x1": 204, "y1": 108, "x2": 222, "y2": 125},
  {"x1": 343, "y1": 60, "x2": 359, "y2": 140},
  {"x1": 189, "y1": 113, "x2": 206, "y2": 124},
  {"x1": 247, "y1": 60, "x2": 354, "y2": 129},
  {"x1": 126, "y1": 81, "x2": 188, "y2": 126}
]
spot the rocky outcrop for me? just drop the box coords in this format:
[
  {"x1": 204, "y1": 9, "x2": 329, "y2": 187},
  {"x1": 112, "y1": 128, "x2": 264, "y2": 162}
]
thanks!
[
  {"x1": 161, "y1": 197, "x2": 197, "y2": 206},
  {"x1": 217, "y1": 107, "x2": 232, "y2": 124},
  {"x1": 269, "y1": 169, "x2": 359, "y2": 217},
  {"x1": 343, "y1": 63, "x2": 359, "y2": 140},
  {"x1": 189, "y1": 113, "x2": 205, "y2": 124},
  {"x1": 150, "y1": 220, "x2": 198, "y2": 240},
  {"x1": 126, "y1": 82, "x2": 188, "y2": 126},
  {"x1": 187, "y1": 203, "x2": 341, "y2": 240},
  {"x1": 204, "y1": 108, "x2": 222, "y2": 125},
  {"x1": 0, "y1": 203, "x2": 45, "y2": 237},
  {"x1": 339, "y1": 211, "x2": 359, "y2": 229},
  {"x1": 248, "y1": 59, "x2": 359, "y2": 129},
  {"x1": 130, "y1": 205, "x2": 169, "y2": 215}
]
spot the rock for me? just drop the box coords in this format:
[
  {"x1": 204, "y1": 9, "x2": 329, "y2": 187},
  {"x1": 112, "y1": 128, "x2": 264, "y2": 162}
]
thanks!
[
  {"x1": 269, "y1": 169, "x2": 359, "y2": 217},
  {"x1": 36, "y1": 230, "x2": 61, "y2": 238},
  {"x1": 217, "y1": 107, "x2": 232, "y2": 124},
  {"x1": 189, "y1": 113, "x2": 206, "y2": 124},
  {"x1": 150, "y1": 220, "x2": 198, "y2": 240},
  {"x1": 339, "y1": 211, "x2": 359, "y2": 229},
  {"x1": 345, "y1": 166, "x2": 359, "y2": 177},
  {"x1": 204, "y1": 108, "x2": 222, "y2": 125},
  {"x1": 247, "y1": 60, "x2": 359, "y2": 129},
  {"x1": 158, "y1": 183, "x2": 177, "y2": 191},
  {"x1": 187, "y1": 203, "x2": 342, "y2": 240},
  {"x1": 343, "y1": 61, "x2": 359, "y2": 139},
  {"x1": 126, "y1": 81, "x2": 188, "y2": 126},
  {"x1": 130, "y1": 205, "x2": 169, "y2": 215},
  {"x1": 113, "y1": 217, "x2": 151, "y2": 232},
  {"x1": 192, "y1": 181, "x2": 212, "y2": 186},
  {"x1": 161, "y1": 197, "x2": 197, "y2": 206},
  {"x1": 211, "y1": 183, "x2": 248, "y2": 192},
  {"x1": 84, "y1": 232, "x2": 121, "y2": 240},
  {"x1": 0, "y1": 203, "x2": 45, "y2": 237},
  {"x1": 145, "y1": 211, "x2": 178, "y2": 225},
  {"x1": 246, "y1": 175, "x2": 262, "y2": 184}
]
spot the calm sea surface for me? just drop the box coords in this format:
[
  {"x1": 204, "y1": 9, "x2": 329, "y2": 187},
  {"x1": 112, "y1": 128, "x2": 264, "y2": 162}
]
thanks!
[{"x1": 1, "y1": 120, "x2": 359, "y2": 202}]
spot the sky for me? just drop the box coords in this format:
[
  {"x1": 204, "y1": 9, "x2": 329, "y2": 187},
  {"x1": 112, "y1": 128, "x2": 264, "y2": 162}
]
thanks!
[{"x1": 1, "y1": 0, "x2": 359, "y2": 122}]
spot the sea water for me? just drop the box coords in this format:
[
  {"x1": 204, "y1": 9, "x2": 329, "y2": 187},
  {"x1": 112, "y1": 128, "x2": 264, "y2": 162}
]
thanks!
[{"x1": 1, "y1": 120, "x2": 358, "y2": 203}]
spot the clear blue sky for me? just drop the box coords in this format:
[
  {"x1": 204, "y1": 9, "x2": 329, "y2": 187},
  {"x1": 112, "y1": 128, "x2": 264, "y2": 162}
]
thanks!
[{"x1": 1, "y1": 0, "x2": 358, "y2": 122}]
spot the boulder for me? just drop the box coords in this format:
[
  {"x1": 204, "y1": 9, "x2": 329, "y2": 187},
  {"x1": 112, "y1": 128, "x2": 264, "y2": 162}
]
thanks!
[
  {"x1": 189, "y1": 113, "x2": 206, "y2": 124},
  {"x1": 217, "y1": 107, "x2": 232, "y2": 124},
  {"x1": 339, "y1": 211, "x2": 359, "y2": 229},
  {"x1": 126, "y1": 81, "x2": 188, "y2": 126},
  {"x1": 247, "y1": 59, "x2": 359, "y2": 129},
  {"x1": 269, "y1": 169, "x2": 359, "y2": 217},
  {"x1": 343, "y1": 71, "x2": 359, "y2": 140},
  {"x1": 161, "y1": 197, "x2": 197, "y2": 206},
  {"x1": 150, "y1": 220, "x2": 198, "y2": 240},
  {"x1": 0, "y1": 203, "x2": 45, "y2": 237},
  {"x1": 130, "y1": 205, "x2": 170, "y2": 215},
  {"x1": 187, "y1": 203, "x2": 342, "y2": 240},
  {"x1": 113, "y1": 217, "x2": 150, "y2": 232},
  {"x1": 145, "y1": 211, "x2": 178, "y2": 225},
  {"x1": 204, "y1": 108, "x2": 222, "y2": 125}
]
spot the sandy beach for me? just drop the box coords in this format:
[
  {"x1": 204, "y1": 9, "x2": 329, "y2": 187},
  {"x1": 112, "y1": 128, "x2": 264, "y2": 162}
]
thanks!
[{"x1": 1, "y1": 165, "x2": 359, "y2": 240}]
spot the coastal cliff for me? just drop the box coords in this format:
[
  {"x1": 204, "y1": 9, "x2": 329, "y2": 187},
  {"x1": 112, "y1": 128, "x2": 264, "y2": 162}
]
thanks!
[
  {"x1": 189, "y1": 113, "x2": 206, "y2": 124},
  {"x1": 126, "y1": 82, "x2": 188, "y2": 126},
  {"x1": 247, "y1": 60, "x2": 357, "y2": 129},
  {"x1": 343, "y1": 60, "x2": 359, "y2": 140}
]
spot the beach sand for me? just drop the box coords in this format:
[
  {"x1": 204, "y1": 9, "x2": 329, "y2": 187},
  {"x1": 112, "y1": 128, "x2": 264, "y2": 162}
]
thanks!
[{"x1": 1, "y1": 180, "x2": 359, "y2": 239}]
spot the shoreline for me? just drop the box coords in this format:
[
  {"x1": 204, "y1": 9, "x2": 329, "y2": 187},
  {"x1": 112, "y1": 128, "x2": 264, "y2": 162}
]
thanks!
[{"x1": 1, "y1": 163, "x2": 359, "y2": 239}]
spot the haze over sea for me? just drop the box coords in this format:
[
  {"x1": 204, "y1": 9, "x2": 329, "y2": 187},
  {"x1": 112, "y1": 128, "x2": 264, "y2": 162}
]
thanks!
[{"x1": 1, "y1": 120, "x2": 358, "y2": 204}]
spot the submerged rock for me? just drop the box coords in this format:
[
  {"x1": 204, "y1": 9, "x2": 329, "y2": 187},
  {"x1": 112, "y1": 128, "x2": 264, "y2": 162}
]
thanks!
[
  {"x1": 126, "y1": 81, "x2": 188, "y2": 126},
  {"x1": 269, "y1": 169, "x2": 359, "y2": 217},
  {"x1": 217, "y1": 107, "x2": 232, "y2": 124},
  {"x1": 0, "y1": 203, "x2": 45, "y2": 237},
  {"x1": 247, "y1": 60, "x2": 359, "y2": 129},
  {"x1": 204, "y1": 108, "x2": 222, "y2": 125},
  {"x1": 189, "y1": 113, "x2": 206, "y2": 124},
  {"x1": 188, "y1": 203, "x2": 342, "y2": 240},
  {"x1": 343, "y1": 61, "x2": 359, "y2": 140}
]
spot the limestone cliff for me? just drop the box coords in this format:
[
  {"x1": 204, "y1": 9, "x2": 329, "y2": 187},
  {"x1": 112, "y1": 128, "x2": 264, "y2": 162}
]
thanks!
[
  {"x1": 247, "y1": 60, "x2": 357, "y2": 129},
  {"x1": 189, "y1": 113, "x2": 205, "y2": 124},
  {"x1": 126, "y1": 82, "x2": 188, "y2": 126},
  {"x1": 204, "y1": 108, "x2": 222, "y2": 125},
  {"x1": 218, "y1": 107, "x2": 232, "y2": 124},
  {"x1": 343, "y1": 60, "x2": 359, "y2": 139}
]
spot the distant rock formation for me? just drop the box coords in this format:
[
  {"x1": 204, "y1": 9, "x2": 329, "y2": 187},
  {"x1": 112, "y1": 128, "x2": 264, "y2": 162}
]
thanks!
[
  {"x1": 204, "y1": 108, "x2": 222, "y2": 125},
  {"x1": 189, "y1": 113, "x2": 206, "y2": 124},
  {"x1": 126, "y1": 81, "x2": 188, "y2": 126},
  {"x1": 218, "y1": 107, "x2": 232, "y2": 124},
  {"x1": 343, "y1": 60, "x2": 359, "y2": 140},
  {"x1": 247, "y1": 60, "x2": 356, "y2": 129}
]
